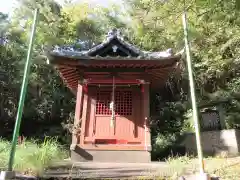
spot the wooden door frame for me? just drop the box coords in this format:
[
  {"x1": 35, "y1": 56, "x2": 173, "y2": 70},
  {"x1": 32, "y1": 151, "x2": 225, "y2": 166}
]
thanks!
[{"x1": 82, "y1": 86, "x2": 143, "y2": 146}]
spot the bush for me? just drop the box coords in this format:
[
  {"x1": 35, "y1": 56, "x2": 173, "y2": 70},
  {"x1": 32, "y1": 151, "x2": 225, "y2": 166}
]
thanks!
[
  {"x1": 0, "y1": 137, "x2": 68, "y2": 176},
  {"x1": 152, "y1": 133, "x2": 180, "y2": 160},
  {"x1": 181, "y1": 109, "x2": 195, "y2": 133}
]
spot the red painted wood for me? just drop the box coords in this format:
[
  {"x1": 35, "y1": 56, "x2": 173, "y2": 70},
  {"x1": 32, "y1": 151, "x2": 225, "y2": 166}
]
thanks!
[
  {"x1": 95, "y1": 91, "x2": 111, "y2": 115},
  {"x1": 72, "y1": 83, "x2": 83, "y2": 145},
  {"x1": 93, "y1": 139, "x2": 133, "y2": 144},
  {"x1": 59, "y1": 68, "x2": 77, "y2": 74},
  {"x1": 134, "y1": 89, "x2": 143, "y2": 140},
  {"x1": 83, "y1": 84, "x2": 88, "y2": 93},
  {"x1": 60, "y1": 73, "x2": 79, "y2": 80},
  {"x1": 94, "y1": 115, "x2": 111, "y2": 137},
  {"x1": 84, "y1": 87, "x2": 143, "y2": 145},
  {"x1": 51, "y1": 56, "x2": 179, "y2": 67},
  {"x1": 80, "y1": 92, "x2": 88, "y2": 146},
  {"x1": 84, "y1": 75, "x2": 146, "y2": 82},
  {"x1": 141, "y1": 84, "x2": 144, "y2": 93},
  {"x1": 63, "y1": 78, "x2": 79, "y2": 85},
  {"x1": 56, "y1": 60, "x2": 176, "y2": 92},
  {"x1": 84, "y1": 90, "x2": 96, "y2": 138},
  {"x1": 86, "y1": 79, "x2": 143, "y2": 84},
  {"x1": 142, "y1": 84, "x2": 151, "y2": 151},
  {"x1": 84, "y1": 136, "x2": 142, "y2": 142},
  {"x1": 78, "y1": 144, "x2": 146, "y2": 150}
]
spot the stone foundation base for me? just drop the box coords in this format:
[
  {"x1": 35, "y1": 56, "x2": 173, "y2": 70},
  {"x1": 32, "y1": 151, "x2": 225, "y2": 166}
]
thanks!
[
  {"x1": 181, "y1": 129, "x2": 240, "y2": 157},
  {"x1": 71, "y1": 146, "x2": 151, "y2": 163}
]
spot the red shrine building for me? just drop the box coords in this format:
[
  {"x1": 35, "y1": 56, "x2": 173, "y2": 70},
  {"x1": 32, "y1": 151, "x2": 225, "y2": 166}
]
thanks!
[{"x1": 47, "y1": 29, "x2": 181, "y2": 162}]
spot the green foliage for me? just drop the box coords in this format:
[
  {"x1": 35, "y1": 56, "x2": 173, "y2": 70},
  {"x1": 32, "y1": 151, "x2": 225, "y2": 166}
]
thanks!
[
  {"x1": 125, "y1": 0, "x2": 240, "y2": 96},
  {"x1": 1, "y1": 0, "x2": 240, "y2": 162},
  {"x1": 0, "y1": 0, "x2": 79, "y2": 141},
  {"x1": 181, "y1": 110, "x2": 195, "y2": 133},
  {"x1": 12, "y1": 0, "x2": 64, "y2": 47},
  {"x1": 151, "y1": 101, "x2": 187, "y2": 136},
  {"x1": 151, "y1": 133, "x2": 176, "y2": 160},
  {"x1": 0, "y1": 137, "x2": 68, "y2": 175},
  {"x1": 124, "y1": 0, "x2": 240, "y2": 159},
  {"x1": 151, "y1": 133, "x2": 187, "y2": 161}
]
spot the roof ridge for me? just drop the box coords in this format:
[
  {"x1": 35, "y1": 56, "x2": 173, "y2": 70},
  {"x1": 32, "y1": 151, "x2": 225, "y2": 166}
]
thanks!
[
  {"x1": 83, "y1": 28, "x2": 144, "y2": 56},
  {"x1": 49, "y1": 29, "x2": 182, "y2": 59}
]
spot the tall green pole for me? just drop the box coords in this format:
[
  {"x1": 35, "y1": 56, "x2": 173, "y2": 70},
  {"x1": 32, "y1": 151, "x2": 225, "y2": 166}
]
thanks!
[
  {"x1": 182, "y1": 7, "x2": 205, "y2": 174},
  {"x1": 7, "y1": 8, "x2": 39, "y2": 171}
]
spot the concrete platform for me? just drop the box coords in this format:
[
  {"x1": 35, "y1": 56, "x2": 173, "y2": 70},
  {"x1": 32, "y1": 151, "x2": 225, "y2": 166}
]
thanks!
[{"x1": 71, "y1": 147, "x2": 151, "y2": 163}]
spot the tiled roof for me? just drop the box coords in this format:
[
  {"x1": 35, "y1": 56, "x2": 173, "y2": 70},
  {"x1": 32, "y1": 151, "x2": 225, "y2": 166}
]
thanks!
[
  {"x1": 50, "y1": 50, "x2": 181, "y2": 60},
  {"x1": 48, "y1": 29, "x2": 181, "y2": 61}
]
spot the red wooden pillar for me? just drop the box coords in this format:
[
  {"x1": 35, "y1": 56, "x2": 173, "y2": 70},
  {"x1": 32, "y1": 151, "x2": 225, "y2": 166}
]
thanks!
[
  {"x1": 71, "y1": 83, "x2": 83, "y2": 150},
  {"x1": 142, "y1": 84, "x2": 151, "y2": 151},
  {"x1": 80, "y1": 86, "x2": 88, "y2": 146}
]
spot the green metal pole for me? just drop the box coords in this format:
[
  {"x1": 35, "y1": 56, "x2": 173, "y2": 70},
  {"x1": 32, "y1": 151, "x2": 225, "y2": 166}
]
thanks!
[
  {"x1": 182, "y1": 8, "x2": 205, "y2": 174},
  {"x1": 7, "y1": 8, "x2": 39, "y2": 171}
]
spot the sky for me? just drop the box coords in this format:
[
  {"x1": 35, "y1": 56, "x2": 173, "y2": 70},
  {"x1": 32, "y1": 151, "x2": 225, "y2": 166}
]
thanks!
[
  {"x1": 0, "y1": 0, "x2": 17, "y2": 14},
  {"x1": 0, "y1": 0, "x2": 120, "y2": 14}
]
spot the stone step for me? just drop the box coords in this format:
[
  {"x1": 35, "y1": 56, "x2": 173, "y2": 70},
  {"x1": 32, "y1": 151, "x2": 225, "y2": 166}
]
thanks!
[
  {"x1": 49, "y1": 160, "x2": 168, "y2": 169},
  {"x1": 43, "y1": 161, "x2": 172, "y2": 179}
]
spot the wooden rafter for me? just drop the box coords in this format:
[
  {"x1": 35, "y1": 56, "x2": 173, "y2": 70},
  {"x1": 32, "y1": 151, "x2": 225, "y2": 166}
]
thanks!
[{"x1": 83, "y1": 67, "x2": 146, "y2": 72}]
